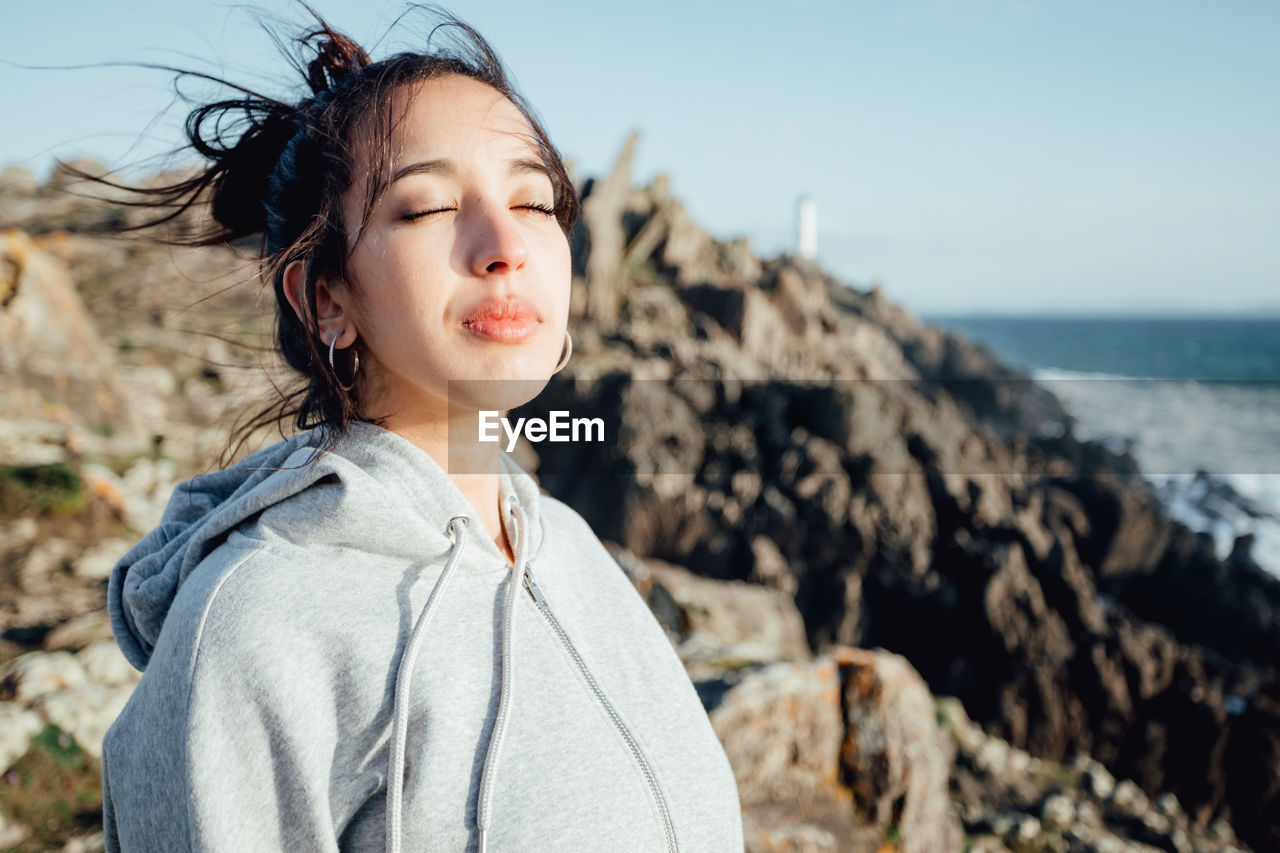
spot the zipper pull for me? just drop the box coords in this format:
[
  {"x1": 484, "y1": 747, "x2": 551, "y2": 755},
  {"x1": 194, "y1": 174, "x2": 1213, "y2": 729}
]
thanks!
[{"x1": 522, "y1": 565, "x2": 548, "y2": 608}]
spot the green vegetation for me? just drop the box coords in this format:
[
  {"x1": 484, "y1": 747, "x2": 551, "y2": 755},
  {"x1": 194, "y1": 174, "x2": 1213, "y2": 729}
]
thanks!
[
  {"x1": 621, "y1": 255, "x2": 661, "y2": 285},
  {"x1": 30, "y1": 726, "x2": 85, "y2": 768},
  {"x1": 0, "y1": 463, "x2": 87, "y2": 516},
  {"x1": 1032, "y1": 760, "x2": 1083, "y2": 790},
  {"x1": 0, "y1": 725, "x2": 103, "y2": 852}
]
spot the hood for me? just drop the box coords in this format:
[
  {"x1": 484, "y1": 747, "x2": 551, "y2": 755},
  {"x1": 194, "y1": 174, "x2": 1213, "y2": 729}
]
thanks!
[{"x1": 108, "y1": 420, "x2": 545, "y2": 672}]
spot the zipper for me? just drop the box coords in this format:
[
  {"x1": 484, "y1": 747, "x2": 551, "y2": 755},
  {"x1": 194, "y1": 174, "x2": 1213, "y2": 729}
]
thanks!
[{"x1": 521, "y1": 564, "x2": 677, "y2": 853}]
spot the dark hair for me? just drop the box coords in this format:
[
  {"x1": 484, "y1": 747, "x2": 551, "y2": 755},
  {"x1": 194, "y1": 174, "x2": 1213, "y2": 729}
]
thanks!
[{"x1": 60, "y1": 2, "x2": 580, "y2": 463}]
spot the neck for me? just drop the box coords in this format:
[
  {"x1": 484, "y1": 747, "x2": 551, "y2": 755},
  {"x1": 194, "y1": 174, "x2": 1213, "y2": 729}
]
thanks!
[{"x1": 372, "y1": 399, "x2": 515, "y2": 565}]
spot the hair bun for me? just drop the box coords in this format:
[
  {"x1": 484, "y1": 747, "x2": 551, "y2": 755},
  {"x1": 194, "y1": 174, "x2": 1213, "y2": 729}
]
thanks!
[
  {"x1": 303, "y1": 28, "x2": 371, "y2": 95},
  {"x1": 188, "y1": 101, "x2": 300, "y2": 238}
]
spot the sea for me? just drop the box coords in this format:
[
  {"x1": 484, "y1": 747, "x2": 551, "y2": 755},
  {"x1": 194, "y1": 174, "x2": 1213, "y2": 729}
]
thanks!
[{"x1": 927, "y1": 316, "x2": 1280, "y2": 578}]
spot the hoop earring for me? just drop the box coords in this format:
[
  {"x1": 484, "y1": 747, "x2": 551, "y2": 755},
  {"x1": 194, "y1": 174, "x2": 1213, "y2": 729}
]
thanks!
[
  {"x1": 552, "y1": 330, "x2": 572, "y2": 375},
  {"x1": 328, "y1": 331, "x2": 360, "y2": 391}
]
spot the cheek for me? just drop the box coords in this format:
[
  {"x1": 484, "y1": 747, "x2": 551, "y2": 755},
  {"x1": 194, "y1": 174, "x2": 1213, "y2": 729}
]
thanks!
[
  {"x1": 545, "y1": 233, "x2": 573, "y2": 302},
  {"x1": 357, "y1": 246, "x2": 445, "y2": 322}
]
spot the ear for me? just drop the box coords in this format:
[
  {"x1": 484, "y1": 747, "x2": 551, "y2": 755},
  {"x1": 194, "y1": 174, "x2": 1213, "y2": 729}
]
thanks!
[{"x1": 283, "y1": 260, "x2": 358, "y2": 348}]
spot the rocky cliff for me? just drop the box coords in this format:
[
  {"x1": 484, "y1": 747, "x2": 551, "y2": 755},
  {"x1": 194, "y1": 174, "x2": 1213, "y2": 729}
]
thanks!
[{"x1": 0, "y1": 145, "x2": 1275, "y2": 853}]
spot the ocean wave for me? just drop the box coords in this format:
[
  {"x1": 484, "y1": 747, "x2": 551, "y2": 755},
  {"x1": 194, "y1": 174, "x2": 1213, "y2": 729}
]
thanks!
[
  {"x1": 1032, "y1": 367, "x2": 1151, "y2": 382},
  {"x1": 1039, "y1": 372, "x2": 1280, "y2": 576},
  {"x1": 1152, "y1": 472, "x2": 1280, "y2": 577}
]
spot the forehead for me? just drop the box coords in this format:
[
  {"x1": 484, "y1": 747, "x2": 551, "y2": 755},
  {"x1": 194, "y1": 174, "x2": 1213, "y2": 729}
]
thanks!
[{"x1": 384, "y1": 74, "x2": 537, "y2": 162}]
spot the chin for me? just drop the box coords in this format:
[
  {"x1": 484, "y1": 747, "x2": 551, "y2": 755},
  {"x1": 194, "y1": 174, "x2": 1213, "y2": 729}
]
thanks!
[
  {"x1": 446, "y1": 364, "x2": 552, "y2": 413},
  {"x1": 448, "y1": 380, "x2": 548, "y2": 414}
]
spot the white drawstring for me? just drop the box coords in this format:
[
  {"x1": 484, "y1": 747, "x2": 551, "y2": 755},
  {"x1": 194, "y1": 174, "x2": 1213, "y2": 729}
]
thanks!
[
  {"x1": 386, "y1": 515, "x2": 470, "y2": 853},
  {"x1": 476, "y1": 495, "x2": 530, "y2": 853}
]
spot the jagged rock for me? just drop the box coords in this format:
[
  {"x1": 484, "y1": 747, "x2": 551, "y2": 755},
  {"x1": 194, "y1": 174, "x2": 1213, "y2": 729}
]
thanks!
[
  {"x1": 72, "y1": 538, "x2": 134, "y2": 580},
  {"x1": 46, "y1": 159, "x2": 109, "y2": 192},
  {"x1": 44, "y1": 610, "x2": 115, "y2": 652},
  {"x1": 19, "y1": 538, "x2": 78, "y2": 595},
  {"x1": 1111, "y1": 779, "x2": 1150, "y2": 817},
  {"x1": 575, "y1": 131, "x2": 638, "y2": 324},
  {"x1": 0, "y1": 166, "x2": 38, "y2": 195},
  {"x1": 61, "y1": 832, "x2": 107, "y2": 853},
  {"x1": 940, "y1": 695, "x2": 1247, "y2": 853},
  {"x1": 0, "y1": 517, "x2": 39, "y2": 549},
  {"x1": 0, "y1": 230, "x2": 135, "y2": 432},
  {"x1": 743, "y1": 822, "x2": 837, "y2": 853},
  {"x1": 616, "y1": 549, "x2": 810, "y2": 672},
  {"x1": 1223, "y1": 674, "x2": 1280, "y2": 853},
  {"x1": 772, "y1": 263, "x2": 831, "y2": 343},
  {"x1": 34, "y1": 682, "x2": 133, "y2": 758},
  {"x1": 1114, "y1": 521, "x2": 1280, "y2": 669},
  {"x1": 79, "y1": 461, "x2": 173, "y2": 532},
  {"x1": 0, "y1": 702, "x2": 44, "y2": 772},
  {"x1": 750, "y1": 534, "x2": 797, "y2": 595},
  {"x1": 1064, "y1": 474, "x2": 1172, "y2": 577},
  {"x1": 0, "y1": 650, "x2": 89, "y2": 702},
  {"x1": 660, "y1": 202, "x2": 724, "y2": 287},
  {"x1": 708, "y1": 658, "x2": 844, "y2": 806},
  {"x1": 1088, "y1": 763, "x2": 1117, "y2": 799},
  {"x1": 835, "y1": 647, "x2": 964, "y2": 853},
  {"x1": 706, "y1": 648, "x2": 964, "y2": 853},
  {"x1": 721, "y1": 237, "x2": 762, "y2": 285},
  {"x1": 983, "y1": 542, "x2": 1074, "y2": 667},
  {"x1": 75, "y1": 640, "x2": 139, "y2": 689},
  {"x1": 1040, "y1": 792, "x2": 1075, "y2": 828}
]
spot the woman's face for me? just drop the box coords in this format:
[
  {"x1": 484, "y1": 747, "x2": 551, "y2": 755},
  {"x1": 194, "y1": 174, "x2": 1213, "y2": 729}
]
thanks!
[{"x1": 336, "y1": 74, "x2": 571, "y2": 419}]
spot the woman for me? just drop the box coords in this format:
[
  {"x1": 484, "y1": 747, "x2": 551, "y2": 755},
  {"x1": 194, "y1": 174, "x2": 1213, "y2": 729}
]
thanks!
[{"x1": 99, "y1": 7, "x2": 743, "y2": 851}]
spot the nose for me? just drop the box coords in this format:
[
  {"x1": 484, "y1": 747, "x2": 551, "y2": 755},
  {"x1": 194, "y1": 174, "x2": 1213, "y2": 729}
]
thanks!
[{"x1": 465, "y1": 198, "x2": 529, "y2": 276}]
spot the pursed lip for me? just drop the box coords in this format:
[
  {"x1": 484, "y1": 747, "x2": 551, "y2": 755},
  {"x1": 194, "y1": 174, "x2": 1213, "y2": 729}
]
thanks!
[{"x1": 460, "y1": 295, "x2": 541, "y2": 342}]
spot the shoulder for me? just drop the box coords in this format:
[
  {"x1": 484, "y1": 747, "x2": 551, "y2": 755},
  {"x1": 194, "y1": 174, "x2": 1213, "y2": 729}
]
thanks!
[
  {"x1": 144, "y1": 537, "x2": 283, "y2": 674},
  {"x1": 162, "y1": 535, "x2": 350, "y2": 669},
  {"x1": 165, "y1": 537, "x2": 387, "y2": 710},
  {"x1": 118, "y1": 539, "x2": 280, "y2": 720},
  {"x1": 537, "y1": 491, "x2": 596, "y2": 539},
  {"x1": 533, "y1": 493, "x2": 640, "y2": 589},
  {"x1": 536, "y1": 492, "x2": 623, "y2": 568},
  {"x1": 190, "y1": 532, "x2": 401, "y2": 640}
]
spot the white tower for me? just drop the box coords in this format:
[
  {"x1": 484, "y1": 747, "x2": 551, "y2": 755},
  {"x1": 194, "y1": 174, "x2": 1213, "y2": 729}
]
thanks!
[{"x1": 796, "y1": 195, "x2": 817, "y2": 260}]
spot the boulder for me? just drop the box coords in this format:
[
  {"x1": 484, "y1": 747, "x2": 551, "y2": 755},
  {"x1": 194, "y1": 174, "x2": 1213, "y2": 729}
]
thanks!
[
  {"x1": 709, "y1": 658, "x2": 845, "y2": 806},
  {"x1": 708, "y1": 649, "x2": 962, "y2": 853},
  {"x1": 33, "y1": 682, "x2": 133, "y2": 758},
  {"x1": 72, "y1": 537, "x2": 135, "y2": 580},
  {"x1": 835, "y1": 647, "x2": 964, "y2": 853},
  {"x1": 0, "y1": 230, "x2": 135, "y2": 433},
  {"x1": 75, "y1": 640, "x2": 140, "y2": 689},
  {"x1": 635, "y1": 551, "x2": 810, "y2": 670},
  {"x1": 0, "y1": 650, "x2": 89, "y2": 702},
  {"x1": 0, "y1": 166, "x2": 38, "y2": 195},
  {"x1": 0, "y1": 702, "x2": 44, "y2": 772}
]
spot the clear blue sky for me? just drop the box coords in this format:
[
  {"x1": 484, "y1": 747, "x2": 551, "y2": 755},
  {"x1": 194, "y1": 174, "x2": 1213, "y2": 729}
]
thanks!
[{"x1": 2, "y1": 0, "x2": 1276, "y2": 315}]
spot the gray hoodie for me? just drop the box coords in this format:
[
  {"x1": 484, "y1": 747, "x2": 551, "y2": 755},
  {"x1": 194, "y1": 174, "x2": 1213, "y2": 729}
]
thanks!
[{"x1": 102, "y1": 421, "x2": 743, "y2": 852}]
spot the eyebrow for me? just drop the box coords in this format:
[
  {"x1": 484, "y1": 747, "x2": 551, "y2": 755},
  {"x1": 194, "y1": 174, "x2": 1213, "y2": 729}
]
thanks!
[{"x1": 389, "y1": 157, "x2": 551, "y2": 185}]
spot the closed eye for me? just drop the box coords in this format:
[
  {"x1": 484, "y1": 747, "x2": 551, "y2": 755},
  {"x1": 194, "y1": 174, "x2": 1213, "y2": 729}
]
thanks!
[
  {"x1": 403, "y1": 203, "x2": 555, "y2": 222},
  {"x1": 403, "y1": 207, "x2": 455, "y2": 222}
]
